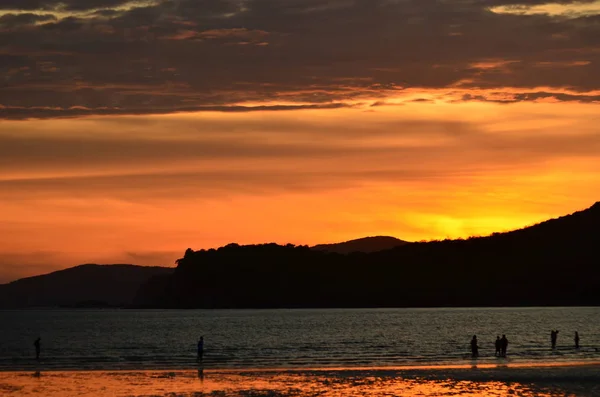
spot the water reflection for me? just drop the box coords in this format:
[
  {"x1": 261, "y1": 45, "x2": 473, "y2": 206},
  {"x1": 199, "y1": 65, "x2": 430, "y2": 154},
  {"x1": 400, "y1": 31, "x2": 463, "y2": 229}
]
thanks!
[{"x1": 0, "y1": 367, "x2": 589, "y2": 397}]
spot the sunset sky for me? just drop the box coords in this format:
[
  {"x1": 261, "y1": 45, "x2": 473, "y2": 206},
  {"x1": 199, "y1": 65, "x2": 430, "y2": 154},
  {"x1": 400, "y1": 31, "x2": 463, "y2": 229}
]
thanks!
[{"x1": 1, "y1": 0, "x2": 600, "y2": 282}]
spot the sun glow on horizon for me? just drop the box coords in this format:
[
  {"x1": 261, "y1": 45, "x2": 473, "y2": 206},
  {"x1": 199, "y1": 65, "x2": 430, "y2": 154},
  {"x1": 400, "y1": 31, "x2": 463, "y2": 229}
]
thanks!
[{"x1": 1, "y1": 98, "x2": 599, "y2": 282}]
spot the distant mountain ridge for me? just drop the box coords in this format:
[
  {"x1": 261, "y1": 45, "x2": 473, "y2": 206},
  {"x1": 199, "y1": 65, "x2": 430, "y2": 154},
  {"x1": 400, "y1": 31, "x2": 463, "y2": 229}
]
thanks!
[
  {"x1": 312, "y1": 236, "x2": 408, "y2": 254},
  {"x1": 0, "y1": 264, "x2": 173, "y2": 308},
  {"x1": 4, "y1": 202, "x2": 600, "y2": 309}
]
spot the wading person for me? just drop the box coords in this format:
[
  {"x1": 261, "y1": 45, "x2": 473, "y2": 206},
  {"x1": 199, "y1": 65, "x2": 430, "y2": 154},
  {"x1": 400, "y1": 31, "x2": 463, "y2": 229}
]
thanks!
[
  {"x1": 197, "y1": 336, "x2": 204, "y2": 362},
  {"x1": 551, "y1": 330, "x2": 559, "y2": 349},
  {"x1": 500, "y1": 335, "x2": 508, "y2": 357},
  {"x1": 495, "y1": 336, "x2": 501, "y2": 357},
  {"x1": 34, "y1": 337, "x2": 41, "y2": 360},
  {"x1": 470, "y1": 335, "x2": 479, "y2": 358}
]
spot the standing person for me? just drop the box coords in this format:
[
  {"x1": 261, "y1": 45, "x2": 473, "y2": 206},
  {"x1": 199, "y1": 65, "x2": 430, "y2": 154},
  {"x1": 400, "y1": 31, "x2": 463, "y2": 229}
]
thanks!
[
  {"x1": 551, "y1": 330, "x2": 559, "y2": 349},
  {"x1": 197, "y1": 336, "x2": 204, "y2": 362},
  {"x1": 470, "y1": 335, "x2": 479, "y2": 358},
  {"x1": 575, "y1": 331, "x2": 580, "y2": 349},
  {"x1": 500, "y1": 335, "x2": 508, "y2": 357},
  {"x1": 34, "y1": 337, "x2": 41, "y2": 360},
  {"x1": 495, "y1": 336, "x2": 501, "y2": 357}
]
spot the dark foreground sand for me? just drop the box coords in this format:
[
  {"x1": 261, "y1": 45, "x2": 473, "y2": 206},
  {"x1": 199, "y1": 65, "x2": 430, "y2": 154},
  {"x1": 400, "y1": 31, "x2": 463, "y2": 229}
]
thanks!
[{"x1": 1, "y1": 362, "x2": 599, "y2": 397}]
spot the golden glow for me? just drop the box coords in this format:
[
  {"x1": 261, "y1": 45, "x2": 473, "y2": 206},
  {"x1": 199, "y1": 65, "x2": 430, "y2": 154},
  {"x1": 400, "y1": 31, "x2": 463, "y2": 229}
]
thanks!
[
  {"x1": 1, "y1": 0, "x2": 599, "y2": 284},
  {"x1": 1, "y1": 99, "x2": 599, "y2": 281},
  {"x1": 490, "y1": 1, "x2": 600, "y2": 17}
]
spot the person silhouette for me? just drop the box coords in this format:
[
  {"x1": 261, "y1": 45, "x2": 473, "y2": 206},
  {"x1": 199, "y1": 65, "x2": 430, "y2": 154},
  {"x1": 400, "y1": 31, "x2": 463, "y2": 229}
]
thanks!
[
  {"x1": 500, "y1": 335, "x2": 508, "y2": 357},
  {"x1": 470, "y1": 335, "x2": 479, "y2": 358},
  {"x1": 34, "y1": 337, "x2": 41, "y2": 360},
  {"x1": 575, "y1": 331, "x2": 580, "y2": 349},
  {"x1": 551, "y1": 330, "x2": 559, "y2": 349},
  {"x1": 495, "y1": 336, "x2": 501, "y2": 357},
  {"x1": 197, "y1": 336, "x2": 204, "y2": 362}
]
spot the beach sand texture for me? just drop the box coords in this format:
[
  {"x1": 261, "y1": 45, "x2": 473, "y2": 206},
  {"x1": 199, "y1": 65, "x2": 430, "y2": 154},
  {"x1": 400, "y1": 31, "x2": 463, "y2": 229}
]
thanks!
[{"x1": 2, "y1": 363, "x2": 600, "y2": 397}]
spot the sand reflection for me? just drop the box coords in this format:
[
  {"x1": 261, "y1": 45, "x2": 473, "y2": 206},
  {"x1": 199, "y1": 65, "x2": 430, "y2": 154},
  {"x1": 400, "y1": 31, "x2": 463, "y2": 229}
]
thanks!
[{"x1": 0, "y1": 366, "x2": 579, "y2": 397}]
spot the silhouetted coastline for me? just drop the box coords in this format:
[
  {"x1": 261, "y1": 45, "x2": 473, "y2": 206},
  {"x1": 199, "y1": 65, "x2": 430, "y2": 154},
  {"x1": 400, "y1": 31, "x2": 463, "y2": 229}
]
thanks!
[
  {"x1": 2, "y1": 202, "x2": 600, "y2": 309},
  {"x1": 133, "y1": 202, "x2": 600, "y2": 308}
]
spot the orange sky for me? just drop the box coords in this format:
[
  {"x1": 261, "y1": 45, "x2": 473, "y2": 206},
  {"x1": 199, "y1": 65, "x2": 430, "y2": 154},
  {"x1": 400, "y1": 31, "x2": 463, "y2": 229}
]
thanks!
[
  {"x1": 2, "y1": 98, "x2": 600, "y2": 282},
  {"x1": 1, "y1": 0, "x2": 600, "y2": 281}
]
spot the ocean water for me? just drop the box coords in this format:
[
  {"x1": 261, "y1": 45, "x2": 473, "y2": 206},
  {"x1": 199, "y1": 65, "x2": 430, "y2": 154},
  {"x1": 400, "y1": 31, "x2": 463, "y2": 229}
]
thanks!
[{"x1": 1, "y1": 307, "x2": 599, "y2": 371}]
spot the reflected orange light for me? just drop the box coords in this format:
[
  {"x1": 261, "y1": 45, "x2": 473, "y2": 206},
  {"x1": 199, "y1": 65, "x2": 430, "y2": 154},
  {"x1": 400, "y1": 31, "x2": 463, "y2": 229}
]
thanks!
[{"x1": 0, "y1": 364, "x2": 586, "y2": 397}]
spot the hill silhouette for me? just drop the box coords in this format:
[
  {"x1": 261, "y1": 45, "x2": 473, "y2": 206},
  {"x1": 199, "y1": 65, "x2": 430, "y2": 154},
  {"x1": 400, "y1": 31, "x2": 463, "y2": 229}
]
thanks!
[
  {"x1": 312, "y1": 236, "x2": 408, "y2": 254},
  {"x1": 0, "y1": 264, "x2": 173, "y2": 308},
  {"x1": 134, "y1": 202, "x2": 600, "y2": 308}
]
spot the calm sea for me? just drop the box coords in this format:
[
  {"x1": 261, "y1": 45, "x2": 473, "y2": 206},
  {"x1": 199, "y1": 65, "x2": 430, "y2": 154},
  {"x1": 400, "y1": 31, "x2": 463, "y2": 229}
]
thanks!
[{"x1": 1, "y1": 307, "x2": 599, "y2": 371}]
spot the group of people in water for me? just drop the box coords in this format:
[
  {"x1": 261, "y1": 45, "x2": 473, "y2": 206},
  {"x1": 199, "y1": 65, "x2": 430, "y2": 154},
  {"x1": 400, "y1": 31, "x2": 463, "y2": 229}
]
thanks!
[
  {"x1": 470, "y1": 335, "x2": 508, "y2": 358},
  {"x1": 470, "y1": 330, "x2": 582, "y2": 358},
  {"x1": 30, "y1": 331, "x2": 585, "y2": 362},
  {"x1": 494, "y1": 335, "x2": 509, "y2": 357}
]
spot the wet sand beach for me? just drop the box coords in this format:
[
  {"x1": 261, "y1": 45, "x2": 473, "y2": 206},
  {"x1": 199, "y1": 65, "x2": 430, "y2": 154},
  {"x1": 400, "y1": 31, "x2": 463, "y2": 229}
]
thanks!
[{"x1": 1, "y1": 362, "x2": 599, "y2": 397}]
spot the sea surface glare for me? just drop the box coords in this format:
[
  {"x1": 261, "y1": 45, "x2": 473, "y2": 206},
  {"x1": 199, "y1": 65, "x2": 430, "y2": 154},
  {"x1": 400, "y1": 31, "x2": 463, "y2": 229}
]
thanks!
[{"x1": 1, "y1": 307, "x2": 599, "y2": 371}]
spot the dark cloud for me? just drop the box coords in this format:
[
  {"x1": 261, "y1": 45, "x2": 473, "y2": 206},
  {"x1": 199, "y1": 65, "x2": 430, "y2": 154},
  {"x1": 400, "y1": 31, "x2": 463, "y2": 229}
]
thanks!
[
  {"x1": 0, "y1": 125, "x2": 397, "y2": 172},
  {"x1": 0, "y1": 102, "x2": 353, "y2": 119},
  {"x1": 460, "y1": 91, "x2": 600, "y2": 103},
  {"x1": 0, "y1": 12, "x2": 56, "y2": 26},
  {"x1": 0, "y1": 0, "x2": 130, "y2": 11},
  {"x1": 1, "y1": 0, "x2": 599, "y2": 117}
]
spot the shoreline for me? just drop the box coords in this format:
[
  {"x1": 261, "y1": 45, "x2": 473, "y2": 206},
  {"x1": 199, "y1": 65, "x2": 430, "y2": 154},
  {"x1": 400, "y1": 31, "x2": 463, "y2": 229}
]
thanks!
[{"x1": 3, "y1": 359, "x2": 600, "y2": 374}]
